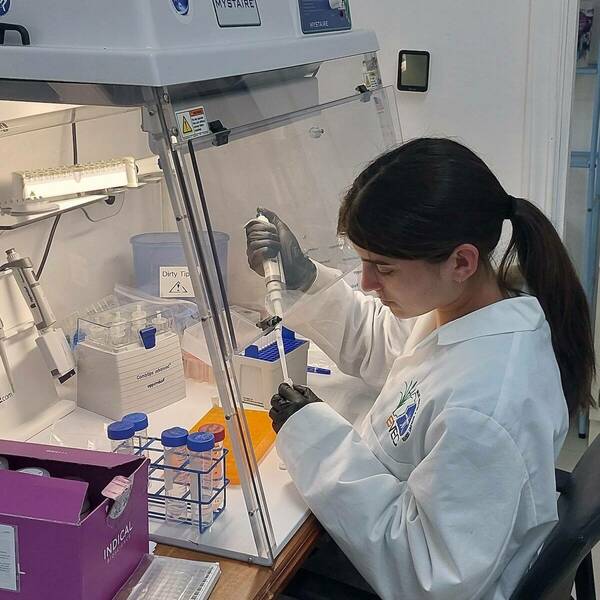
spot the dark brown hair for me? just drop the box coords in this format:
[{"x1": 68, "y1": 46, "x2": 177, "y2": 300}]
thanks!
[{"x1": 338, "y1": 138, "x2": 594, "y2": 415}]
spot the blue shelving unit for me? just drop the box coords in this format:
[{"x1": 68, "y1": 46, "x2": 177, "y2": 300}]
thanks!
[
  {"x1": 569, "y1": 57, "x2": 600, "y2": 438},
  {"x1": 570, "y1": 66, "x2": 600, "y2": 172},
  {"x1": 576, "y1": 63, "x2": 599, "y2": 76},
  {"x1": 571, "y1": 150, "x2": 594, "y2": 169}
]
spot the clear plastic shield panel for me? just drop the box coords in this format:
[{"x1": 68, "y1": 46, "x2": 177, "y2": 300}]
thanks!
[
  {"x1": 187, "y1": 86, "x2": 400, "y2": 353},
  {"x1": 0, "y1": 55, "x2": 399, "y2": 564},
  {"x1": 176, "y1": 81, "x2": 401, "y2": 555}
]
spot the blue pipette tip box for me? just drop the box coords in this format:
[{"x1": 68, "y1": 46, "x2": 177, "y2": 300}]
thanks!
[{"x1": 243, "y1": 328, "x2": 307, "y2": 362}]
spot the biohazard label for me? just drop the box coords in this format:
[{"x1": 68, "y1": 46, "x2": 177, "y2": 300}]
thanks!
[
  {"x1": 160, "y1": 266, "x2": 194, "y2": 298},
  {"x1": 175, "y1": 106, "x2": 210, "y2": 140}
]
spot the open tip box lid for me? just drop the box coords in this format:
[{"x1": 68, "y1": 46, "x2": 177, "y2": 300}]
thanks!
[
  {"x1": 0, "y1": 439, "x2": 141, "y2": 469},
  {"x1": 0, "y1": 470, "x2": 89, "y2": 524},
  {"x1": 0, "y1": 439, "x2": 145, "y2": 524}
]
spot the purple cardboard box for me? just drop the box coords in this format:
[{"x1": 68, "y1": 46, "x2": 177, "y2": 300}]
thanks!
[{"x1": 0, "y1": 440, "x2": 149, "y2": 600}]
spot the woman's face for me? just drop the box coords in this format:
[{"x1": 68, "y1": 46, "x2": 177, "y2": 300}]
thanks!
[{"x1": 354, "y1": 244, "x2": 465, "y2": 319}]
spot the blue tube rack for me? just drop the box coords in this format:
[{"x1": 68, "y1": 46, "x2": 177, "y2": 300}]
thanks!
[{"x1": 115, "y1": 436, "x2": 230, "y2": 535}]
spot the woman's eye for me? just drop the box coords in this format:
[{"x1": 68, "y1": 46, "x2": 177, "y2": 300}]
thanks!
[{"x1": 376, "y1": 267, "x2": 394, "y2": 275}]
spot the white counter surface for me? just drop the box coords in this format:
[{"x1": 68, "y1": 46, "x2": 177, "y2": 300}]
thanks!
[{"x1": 29, "y1": 348, "x2": 376, "y2": 564}]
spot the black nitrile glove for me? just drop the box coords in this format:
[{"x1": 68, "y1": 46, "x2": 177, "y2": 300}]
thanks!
[
  {"x1": 245, "y1": 208, "x2": 317, "y2": 291},
  {"x1": 269, "y1": 383, "x2": 323, "y2": 433}
]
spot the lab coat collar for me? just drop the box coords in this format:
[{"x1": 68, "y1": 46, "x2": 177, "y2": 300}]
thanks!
[{"x1": 434, "y1": 295, "x2": 545, "y2": 346}]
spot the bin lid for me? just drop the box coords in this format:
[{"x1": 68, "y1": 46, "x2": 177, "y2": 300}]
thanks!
[{"x1": 130, "y1": 232, "x2": 230, "y2": 246}]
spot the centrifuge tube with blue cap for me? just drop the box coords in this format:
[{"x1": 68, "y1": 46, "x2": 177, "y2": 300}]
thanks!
[
  {"x1": 197, "y1": 423, "x2": 226, "y2": 513},
  {"x1": 187, "y1": 431, "x2": 215, "y2": 531},
  {"x1": 161, "y1": 427, "x2": 189, "y2": 523},
  {"x1": 107, "y1": 421, "x2": 136, "y2": 454},
  {"x1": 122, "y1": 412, "x2": 149, "y2": 456}
]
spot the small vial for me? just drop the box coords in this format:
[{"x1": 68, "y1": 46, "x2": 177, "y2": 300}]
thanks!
[
  {"x1": 109, "y1": 311, "x2": 128, "y2": 347},
  {"x1": 161, "y1": 427, "x2": 189, "y2": 523},
  {"x1": 88, "y1": 322, "x2": 104, "y2": 345},
  {"x1": 107, "y1": 421, "x2": 136, "y2": 454},
  {"x1": 92, "y1": 312, "x2": 111, "y2": 346},
  {"x1": 187, "y1": 432, "x2": 215, "y2": 531},
  {"x1": 122, "y1": 412, "x2": 149, "y2": 456},
  {"x1": 131, "y1": 304, "x2": 148, "y2": 334},
  {"x1": 17, "y1": 467, "x2": 51, "y2": 477},
  {"x1": 0, "y1": 456, "x2": 8, "y2": 470},
  {"x1": 151, "y1": 311, "x2": 169, "y2": 335},
  {"x1": 197, "y1": 424, "x2": 226, "y2": 513}
]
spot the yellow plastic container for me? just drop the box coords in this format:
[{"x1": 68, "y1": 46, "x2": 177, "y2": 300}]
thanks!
[{"x1": 191, "y1": 406, "x2": 276, "y2": 485}]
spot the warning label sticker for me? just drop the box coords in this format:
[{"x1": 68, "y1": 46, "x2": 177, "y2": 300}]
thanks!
[
  {"x1": 0, "y1": 525, "x2": 17, "y2": 592},
  {"x1": 159, "y1": 266, "x2": 194, "y2": 298},
  {"x1": 175, "y1": 106, "x2": 210, "y2": 140}
]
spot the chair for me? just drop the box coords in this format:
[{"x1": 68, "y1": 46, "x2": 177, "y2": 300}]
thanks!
[
  {"x1": 510, "y1": 434, "x2": 600, "y2": 600},
  {"x1": 281, "y1": 534, "x2": 379, "y2": 600}
]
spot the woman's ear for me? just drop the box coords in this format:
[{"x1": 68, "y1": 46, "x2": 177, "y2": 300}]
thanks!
[{"x1": 447, "y1": 244, "x2": 480, "y2": 283}]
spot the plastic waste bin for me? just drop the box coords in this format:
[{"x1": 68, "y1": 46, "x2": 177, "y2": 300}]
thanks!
[{"x1": 131, "y1": 232, "x2": 229, "y2": 299}]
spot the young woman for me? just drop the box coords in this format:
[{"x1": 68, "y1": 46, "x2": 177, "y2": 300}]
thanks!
[{"x1": 245, "y1": 138, "x2": 595, "y2": 600}]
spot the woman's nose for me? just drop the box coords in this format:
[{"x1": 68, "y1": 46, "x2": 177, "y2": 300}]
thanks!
[{"x1": 361, "y1": 264, "x2": 382, "y2": 293}]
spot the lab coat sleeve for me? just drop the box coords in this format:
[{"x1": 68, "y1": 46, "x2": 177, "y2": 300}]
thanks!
[
  {"x1": 277, "y1": 402, "x2": 531, "y2": 600},
  {"x1": 285, "y1": 263, "x2": 413, "y2": 389}
]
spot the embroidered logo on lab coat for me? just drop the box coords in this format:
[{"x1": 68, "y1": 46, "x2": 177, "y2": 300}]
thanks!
[{"x1": 386, "y1": 380, "x2": 421, "y2": 445}]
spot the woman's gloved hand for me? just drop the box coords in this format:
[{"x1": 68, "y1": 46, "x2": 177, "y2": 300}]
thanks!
[
  {"x1": 245, "y1": 208, "x2": 317, "y2": 291},
  {"x1": 269, "y1": 383, "x2": 323, "y2": 433}
]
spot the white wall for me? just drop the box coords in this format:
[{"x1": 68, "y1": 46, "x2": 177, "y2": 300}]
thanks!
[
  {"x1": 350, "y1": 0, "x2": 532, "y2": 196},
  {"x1": 0, "y1": 103, "x2": 163, "y2": 322},
  {"x1": 0, "y1": 102, "x2": 74, "y2": 120}
]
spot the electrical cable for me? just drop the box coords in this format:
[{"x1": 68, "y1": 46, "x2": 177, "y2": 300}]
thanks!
[
  {"x1": 72, "y1": 122, "x2": 78, "y2": 165},
  {"x1": 35, "y1": 122, "x2": 77, "y2": 279},
  {"x1": 35, "y1": 214, "x2": 61, "y2": 280}
]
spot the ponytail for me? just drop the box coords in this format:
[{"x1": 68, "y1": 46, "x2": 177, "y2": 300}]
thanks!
[{"x1": 498, "y1": 197, "x2": 595, "y2": 415}]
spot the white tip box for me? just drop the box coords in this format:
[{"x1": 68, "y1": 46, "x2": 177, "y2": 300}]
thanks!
[
  {"x1": 76, "y1": 332, "x2": 186, "y2": 421},
  {"x1": 233, "y1": 339, "x2": 309, "y2": 410}
]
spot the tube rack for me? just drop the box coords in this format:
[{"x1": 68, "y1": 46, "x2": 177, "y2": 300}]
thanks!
[{"x1": 115, "y1": 436, "x2": 229, "y2": 535}]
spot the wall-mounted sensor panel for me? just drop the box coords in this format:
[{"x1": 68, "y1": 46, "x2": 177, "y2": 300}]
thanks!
[{"x1": 397, "y1": 50, "x2": 430, "y2": 92}]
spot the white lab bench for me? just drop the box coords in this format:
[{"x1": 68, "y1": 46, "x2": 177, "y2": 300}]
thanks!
[{"x1": 29, "y1": 347, "x2": 376, "y2": 564}]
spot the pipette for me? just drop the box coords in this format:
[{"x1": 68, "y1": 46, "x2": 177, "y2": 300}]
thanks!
[
  {"x1": 256, "y1": 212, "x2": 293, "y2": 386},
  {"x1": 1, "y1": 249, "x2": 76, "y2": 383}
]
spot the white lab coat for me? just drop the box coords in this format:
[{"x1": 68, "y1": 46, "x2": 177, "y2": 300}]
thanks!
[{"x1": 280, "y1": 264, "x2": 569, "y2": 600}]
